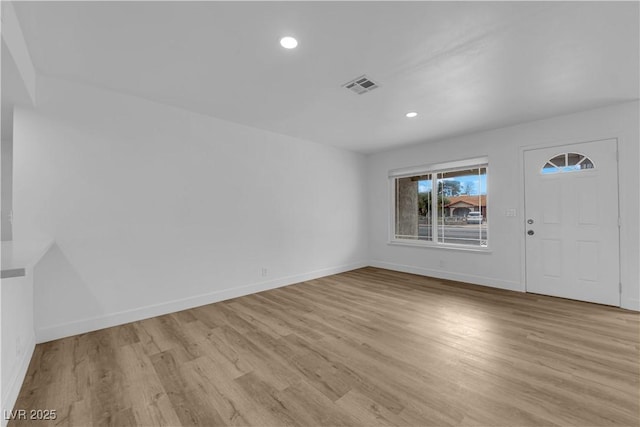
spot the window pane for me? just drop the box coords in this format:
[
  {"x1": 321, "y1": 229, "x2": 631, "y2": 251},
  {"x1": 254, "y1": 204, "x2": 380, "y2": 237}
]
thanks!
[
  {"x1": 437, "y1": 167, "x2": 487, "y2": 247},
  {"x1": 418, "y1": 178, "x2": 433, "y2": 241},
  {"x1": 542, "y1": 162, "x2": 558, "y2": 174},
  {"x1": 567, "y1": 153, "x2": 584, "y2": 166},
  {"x1": 549, "y1": 154, "x2": 566, "y2": 167},
  {"x1": 395, "y1": 174, "x2": 432, "y2": 241},
  {"x1": 579, "y1": 158, "x2": 594, "y2": 169}
]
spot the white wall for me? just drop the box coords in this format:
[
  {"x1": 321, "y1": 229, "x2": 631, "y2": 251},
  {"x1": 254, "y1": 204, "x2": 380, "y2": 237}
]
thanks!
[
  {"x1": 1, "y1": 274, "x2": 36, "y2": 426},
  {"x1": 0, "y1": 1, "x2": 36, "y2": 105},
  {"x1": 13, "y1": 76, "x2": 368, "y2": 342},
  {"x1": 367, "y1": 101, "x2": 639, "y2": 310}
]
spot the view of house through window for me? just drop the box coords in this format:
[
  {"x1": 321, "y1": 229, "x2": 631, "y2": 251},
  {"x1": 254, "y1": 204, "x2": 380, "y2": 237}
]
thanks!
[{"x1": 393, "y1": 163, "x2": 488, "y2": 247}]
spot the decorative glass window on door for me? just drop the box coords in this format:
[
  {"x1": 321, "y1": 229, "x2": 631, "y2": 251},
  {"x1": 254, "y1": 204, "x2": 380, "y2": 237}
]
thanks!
[{"x1": 541, "y1": 152, "x2": 594, "y2": 174}]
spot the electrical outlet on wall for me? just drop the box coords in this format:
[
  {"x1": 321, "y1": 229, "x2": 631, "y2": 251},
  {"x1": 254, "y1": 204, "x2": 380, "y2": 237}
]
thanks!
[{"x1": 261, "y1": 268, "x2": 268, "y2": 277}]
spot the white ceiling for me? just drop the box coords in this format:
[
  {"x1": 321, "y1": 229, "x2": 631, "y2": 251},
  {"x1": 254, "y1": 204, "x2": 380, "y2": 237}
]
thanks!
[{"x1": 11, "y1": 1, "x2": 640, "y2": 153}]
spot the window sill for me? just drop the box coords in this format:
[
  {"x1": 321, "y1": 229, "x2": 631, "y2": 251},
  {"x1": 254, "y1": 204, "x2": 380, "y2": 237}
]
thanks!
[{"x1": 387, "y1": 240, "x2": 492, "y2": 253}]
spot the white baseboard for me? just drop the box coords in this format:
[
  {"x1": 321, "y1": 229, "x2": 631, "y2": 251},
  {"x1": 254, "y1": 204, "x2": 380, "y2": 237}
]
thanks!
[
  {"x1": 1, "y1": 334, "x2": 36, "y2": 427},
  {"x1": 36, "y1": 261, "x2": 368, "y2": 343},
  {"x1": 369, "y1": 260, "x2": 524, "y2": 292},
  {"x1": 371, "y1": 261, "x2": 640, "y2": 312},
  {"x1": 31, "y1": 258, "x2": 639, "y2": 343},
  {"x1": 621, "y1": 298, "x2": 640, "y2": 311}
]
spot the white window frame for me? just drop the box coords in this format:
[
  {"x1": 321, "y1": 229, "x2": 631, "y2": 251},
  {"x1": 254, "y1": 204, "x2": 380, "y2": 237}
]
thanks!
[{"x1": 388, "y1": 156, "x2": 490, "y2": 252}]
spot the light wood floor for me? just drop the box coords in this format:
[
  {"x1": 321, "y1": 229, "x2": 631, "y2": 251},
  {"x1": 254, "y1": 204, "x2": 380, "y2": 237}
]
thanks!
[{"x1": 10, "y1": 267, "x2": 640, "y2": 426}]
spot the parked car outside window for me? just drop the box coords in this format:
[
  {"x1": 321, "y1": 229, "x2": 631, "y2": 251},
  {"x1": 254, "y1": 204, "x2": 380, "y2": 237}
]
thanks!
[{"x1": 467, "y1": 211, "x2": 483, "y2": 224}]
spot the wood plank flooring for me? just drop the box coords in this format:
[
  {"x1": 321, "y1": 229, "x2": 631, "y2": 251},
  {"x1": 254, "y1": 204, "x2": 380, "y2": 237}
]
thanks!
[{"x1": 9, "y1": 267, "x2": 640, "y2": 426}]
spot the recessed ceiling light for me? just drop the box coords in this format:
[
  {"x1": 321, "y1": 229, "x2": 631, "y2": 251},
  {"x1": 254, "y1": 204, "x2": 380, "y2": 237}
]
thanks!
[
  {"x1": 406, "y1": 112, "x2": 418, "y2": 118},
  {"x1": 280, "y1": 36, "x2": 298, "y2": 49}
]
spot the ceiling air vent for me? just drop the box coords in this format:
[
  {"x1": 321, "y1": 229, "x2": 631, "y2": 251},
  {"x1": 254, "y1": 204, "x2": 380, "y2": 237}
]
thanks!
[{"x1": 343, "y1": 75, "x2": 379, "y2": 95}]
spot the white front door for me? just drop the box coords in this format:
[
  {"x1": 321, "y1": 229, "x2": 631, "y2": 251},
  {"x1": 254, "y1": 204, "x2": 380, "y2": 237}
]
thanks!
[{"x1": 524, "y1": 139, "x2": 620, "y2": 306}]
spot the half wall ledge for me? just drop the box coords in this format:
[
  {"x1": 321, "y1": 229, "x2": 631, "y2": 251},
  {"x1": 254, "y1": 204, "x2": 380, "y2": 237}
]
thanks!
[{"x1": 1, "y1": 240, "x2": 53, "y2": 279}]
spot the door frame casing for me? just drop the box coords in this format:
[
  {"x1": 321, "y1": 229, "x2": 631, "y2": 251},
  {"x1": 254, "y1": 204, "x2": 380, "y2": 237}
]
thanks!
[{"x1": 519, "y1": 135, "x2": 621, "y2": 305}]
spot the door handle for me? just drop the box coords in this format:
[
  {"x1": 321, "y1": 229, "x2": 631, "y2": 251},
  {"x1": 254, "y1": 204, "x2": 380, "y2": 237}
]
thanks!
[{"x1": 527, "y1": 230, "x2": 535, "y2": 236}]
